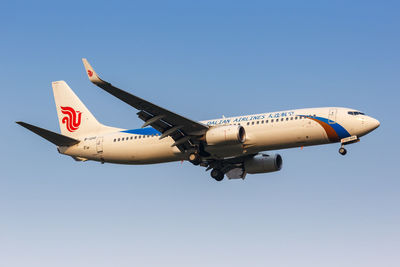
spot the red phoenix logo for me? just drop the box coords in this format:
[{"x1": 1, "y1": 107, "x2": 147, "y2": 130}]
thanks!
[
  {"x1": 60, "y1": 106, "x2": 82, "y2": 132},
  {"x1": 87, "y1": 70, "x2": 93, "y2": 77}
]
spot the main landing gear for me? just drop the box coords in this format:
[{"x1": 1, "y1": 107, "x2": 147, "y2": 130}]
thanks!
[
  {"x1": 188, "y1": 144, "x2": 210, "y2": 166},
  {"x1": 188, "y1": 152, "x2": 202, "y2": 165},
  {"x1": 210, "y1": 169, "x2": 224, "y2": 181},
  {"x1": 188, "y1": 148, "x2": 224, "y2": 181}
]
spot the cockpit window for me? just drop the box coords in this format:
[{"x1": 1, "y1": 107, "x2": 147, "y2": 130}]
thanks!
[{"x1": 348, "y1": 111, "x2": 365, "y2": 115}]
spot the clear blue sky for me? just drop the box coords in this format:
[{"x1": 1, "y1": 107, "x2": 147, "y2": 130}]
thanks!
[{"x1": 1, "y1": 1, "x2": 399, "y2": 266}]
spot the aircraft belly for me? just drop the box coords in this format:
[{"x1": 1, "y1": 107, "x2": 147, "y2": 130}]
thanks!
[
  {"x1": 103, "y1": 139, "x2": 183, "y2": 164},
  {"x1": 205, "y1": 144, "x2": 245, "y2": 158},
  {"x1": 61, "y1": 140, "x2": 101, "y2": 160},
  {"x1": 244, "y1": 123, "x2": 328, "y2": 152}
]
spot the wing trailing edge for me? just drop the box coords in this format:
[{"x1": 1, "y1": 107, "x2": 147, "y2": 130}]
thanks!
[{"x1": 81, "y1": 58, "x2": 209, "y2": 152}]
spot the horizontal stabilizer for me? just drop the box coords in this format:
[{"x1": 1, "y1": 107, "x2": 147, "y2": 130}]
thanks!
[{"x1": 16, "y1": 121, "x2": 80, "y2": 146}]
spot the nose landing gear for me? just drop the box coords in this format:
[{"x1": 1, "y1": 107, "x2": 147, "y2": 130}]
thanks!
[{"x1": 338, "y1": 135, "x2": 359, "y2": 156}]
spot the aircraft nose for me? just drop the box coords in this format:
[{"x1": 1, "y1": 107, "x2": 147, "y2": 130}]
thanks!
[
  {"x1": 371, "y1": 117, "x2": 380, "y2": 129},
  {"x1": 366, "y1": 117, "x2": 380, "y2": 132}
]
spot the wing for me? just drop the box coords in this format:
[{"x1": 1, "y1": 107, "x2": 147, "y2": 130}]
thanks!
[{"x1": 82, "y1": 58, "x2": 208, "y2": 152}]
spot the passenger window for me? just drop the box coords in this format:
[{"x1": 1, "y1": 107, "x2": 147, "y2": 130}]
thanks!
[
  {"x1": 290, "y1": 117, "x2": 293, "y2": 120},
  {"x1": 134, "y1": 136, "x2": 137, "y2": 139},
  {"x1": 256, "y1": 121, "x2": 259, "y2": 124},
  {"x1": 114, "y1": 139, "x2": 116, "y2": 142},
  {"x1": 281, "y1": 118, "x2": 284, "y2": 121},
  {"x1": 118, "y1": 138, "x2": 120, "y2": 141},
  {"x1": 286, "y1": 118, "x2": 288, "y2": 121},
  {"x1": 139, "y1": 136, "x2": 141, "y2": 139},
  {"x1": 261, "y1": 120, "x2": 264, "y2": 124},
  {"x1": 271, "y1": 119, "x2": 274, "y2": 122},
  {"x1": 251, "y1": 122, "x2": 255, "y2": 125},
  {"x1": 247, "y1": 122, "x2": 250, "y2": 125},
  {"x1": 266, "y1": 120, "x2": 268, "y2": 123}
]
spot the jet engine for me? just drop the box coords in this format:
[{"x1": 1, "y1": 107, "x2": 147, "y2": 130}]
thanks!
[
  {"x1": 205, "y1": 125, "x2": 246, "y2": 146},
  {"x1": 244, "y1": 153, "x2": 283, "y2": 174}
]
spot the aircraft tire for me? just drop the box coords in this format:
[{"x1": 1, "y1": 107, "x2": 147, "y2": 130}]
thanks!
[
  {"x1": 188, "y1": 153, "x2": 202, "y2": 165},
  {"x1": 211, "y1": 169, "x2": 224, "y2": 181},
  {"x1": 339, "y1": 147, "x2": 347, "y2": 155}
]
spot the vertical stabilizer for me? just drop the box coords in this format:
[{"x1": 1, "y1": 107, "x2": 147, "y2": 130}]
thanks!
[{"x1": 52, "y1": 81, "x2": 115, "y2": 138}]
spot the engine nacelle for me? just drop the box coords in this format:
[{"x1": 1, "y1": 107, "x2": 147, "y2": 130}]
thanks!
[
  {"x1": 205, "y1": 125, "x2": 246, "y2": 146},
  {"x1": 244, "y1": 154, "x2": 283, "y2": 174}
]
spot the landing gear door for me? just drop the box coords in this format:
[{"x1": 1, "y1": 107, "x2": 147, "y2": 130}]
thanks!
[
  {"x1": 328, "y1": 108, "x2": 337, "y2": 124},
  {"x1": 96, "y1": 137, "x2": 103, "y2": 154}
]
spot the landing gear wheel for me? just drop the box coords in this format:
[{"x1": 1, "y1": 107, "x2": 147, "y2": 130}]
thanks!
[
  {"x1": 339, "y1": 147, "x2": 347, "y2": 155},
  {"x1": 211, "y1": 169, "x2": 224, "y2": 181},
  {"x1": 188, "y1": 153, "x2": 201, "y2": 165}
]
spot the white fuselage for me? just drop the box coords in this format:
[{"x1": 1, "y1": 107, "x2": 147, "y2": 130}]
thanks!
[{"x1": 59, "y1": 107, "x2": 380, "y2": 164}]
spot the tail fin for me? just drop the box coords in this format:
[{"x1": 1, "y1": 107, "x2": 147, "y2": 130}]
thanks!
[{"x1": 52, "y1": 81, "x2": 115, "y2": 138}]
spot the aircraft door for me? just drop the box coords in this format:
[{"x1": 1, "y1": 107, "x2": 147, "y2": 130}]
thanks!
[
  {"x1": 96, "y1": 137, "x2": 103, "y2": 154},
  {"x1": 328, "y1": 108, "x2": 337, "y2": 124}
]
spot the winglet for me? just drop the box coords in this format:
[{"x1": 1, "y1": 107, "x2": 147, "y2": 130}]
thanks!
[{"x1": 82, "y1": 58, "x2": 103, "y2": 84}]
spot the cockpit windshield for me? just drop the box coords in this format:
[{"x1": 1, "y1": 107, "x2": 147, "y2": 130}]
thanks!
[{"x1": 348, "y1": 111, "x2": 365, "y2": 115}]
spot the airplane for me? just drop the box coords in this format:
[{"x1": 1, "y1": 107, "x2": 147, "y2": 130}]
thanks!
[{"x1": 16, "y1": 59, "x2": 380, "y2": 181}]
